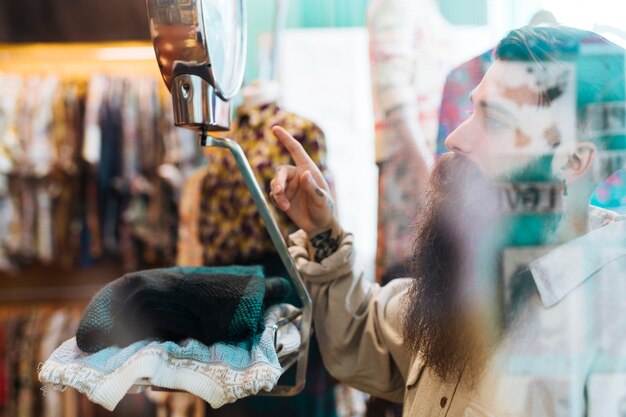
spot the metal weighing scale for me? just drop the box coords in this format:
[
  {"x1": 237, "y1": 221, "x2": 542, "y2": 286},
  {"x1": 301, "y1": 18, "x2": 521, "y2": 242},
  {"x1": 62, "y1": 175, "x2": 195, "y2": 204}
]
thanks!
[{"x1": 144, "y1": 0, "x2": 311, "y2": 396}]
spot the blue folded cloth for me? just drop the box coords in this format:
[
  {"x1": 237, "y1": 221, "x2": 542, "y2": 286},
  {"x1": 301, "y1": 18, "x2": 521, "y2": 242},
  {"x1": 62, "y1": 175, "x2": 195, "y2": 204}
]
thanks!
[{"x1": 39, "y1": 304, "x2": 300, "y2": 411}]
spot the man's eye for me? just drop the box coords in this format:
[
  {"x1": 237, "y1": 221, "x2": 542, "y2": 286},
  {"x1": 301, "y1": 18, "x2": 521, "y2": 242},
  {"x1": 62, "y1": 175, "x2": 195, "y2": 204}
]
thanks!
[{"x1": 486, "y1": 115, "x2": 509, "y2": 130}]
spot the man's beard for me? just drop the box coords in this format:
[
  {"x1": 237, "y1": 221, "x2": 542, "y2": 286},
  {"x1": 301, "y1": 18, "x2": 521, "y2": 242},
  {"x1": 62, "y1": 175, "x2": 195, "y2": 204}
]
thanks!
[
  {"x1": 401, "y1": 153, "x2": 496, "y2": 385},
  {"x1": 402, "y1": 152, "x2": 565, "y2": 385}
]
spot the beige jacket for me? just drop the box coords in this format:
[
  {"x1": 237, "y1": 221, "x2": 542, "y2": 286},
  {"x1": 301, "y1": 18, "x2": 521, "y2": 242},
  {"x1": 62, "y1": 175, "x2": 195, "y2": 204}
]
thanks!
[
  {"x1": 288, "y1": 230, "x2": 469, "y2": 417},
  {"x1": 287, "y1": 208, "x2": 626, "y2": 417}
]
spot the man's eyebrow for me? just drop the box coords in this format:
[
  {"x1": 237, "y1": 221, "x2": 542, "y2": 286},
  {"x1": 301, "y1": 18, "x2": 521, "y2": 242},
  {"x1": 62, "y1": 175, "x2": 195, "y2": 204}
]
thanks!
[{"x1": 478, "y1": 100, "x2": 516, "y2": 120}]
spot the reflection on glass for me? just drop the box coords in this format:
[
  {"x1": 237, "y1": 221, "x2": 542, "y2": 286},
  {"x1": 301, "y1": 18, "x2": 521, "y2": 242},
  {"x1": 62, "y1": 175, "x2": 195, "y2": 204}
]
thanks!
[
  {"x1": 201, "y1": 0, "x2": 245, "y2": 98},
  {"x1": 147, "y1": 0, "x2": 245, "y2": 100}
]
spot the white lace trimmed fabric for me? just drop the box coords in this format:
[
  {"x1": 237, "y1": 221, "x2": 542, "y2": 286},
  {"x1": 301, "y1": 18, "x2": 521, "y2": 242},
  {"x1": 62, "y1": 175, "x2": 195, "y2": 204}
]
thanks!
[{"x1": 38, "y1": 304, "x2": 301, "y2": 411}]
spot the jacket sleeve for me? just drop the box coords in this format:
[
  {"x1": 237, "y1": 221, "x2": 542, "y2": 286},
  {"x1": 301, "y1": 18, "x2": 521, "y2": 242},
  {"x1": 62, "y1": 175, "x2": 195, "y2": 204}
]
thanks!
[{"x1": 288, "y1": 230, "x2": 413, "y2": 403}]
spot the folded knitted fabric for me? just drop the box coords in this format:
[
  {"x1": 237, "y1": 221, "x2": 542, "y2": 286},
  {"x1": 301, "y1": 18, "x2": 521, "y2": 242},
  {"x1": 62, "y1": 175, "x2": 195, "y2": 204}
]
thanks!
[
  {"x1": 39, "y1": 304, "x2": 302, "y2": 411},
  {"x1": 263, "y1": 274, "x2": 293, "y2": 306},
  {"x1": 76, "y1": 265, "x2": 290, "y2": 353}
]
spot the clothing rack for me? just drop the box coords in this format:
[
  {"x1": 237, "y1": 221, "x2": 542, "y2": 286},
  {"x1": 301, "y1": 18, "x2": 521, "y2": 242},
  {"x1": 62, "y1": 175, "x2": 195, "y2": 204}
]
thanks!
[
  {"x1": 0, "y1": 42, "x2": 202, "y2": 276},
  {"x1": 1, "y1": 41, "x2": 312, "y2": 400},
  {"x1": 0, "y1": 303, "x2": 158, "y2": 417}
]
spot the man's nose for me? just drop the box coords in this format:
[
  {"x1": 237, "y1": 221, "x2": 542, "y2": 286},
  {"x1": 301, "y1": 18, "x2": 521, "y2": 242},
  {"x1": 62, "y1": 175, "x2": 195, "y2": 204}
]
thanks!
[{"x1": 444, "y1": 120, "x2": 477, "y2": 155}]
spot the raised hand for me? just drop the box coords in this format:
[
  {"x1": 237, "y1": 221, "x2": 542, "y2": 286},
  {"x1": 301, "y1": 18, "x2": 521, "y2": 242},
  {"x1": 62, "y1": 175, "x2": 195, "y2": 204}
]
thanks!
[{"x1": 269, "y1": 126, "x2": 339, "y2": 239}]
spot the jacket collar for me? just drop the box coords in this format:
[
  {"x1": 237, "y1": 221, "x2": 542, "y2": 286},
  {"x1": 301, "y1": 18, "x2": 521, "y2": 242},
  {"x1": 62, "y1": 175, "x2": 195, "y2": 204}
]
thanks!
[{"x1": 529, "y1": 207, "x2": 626, "y2": 308}]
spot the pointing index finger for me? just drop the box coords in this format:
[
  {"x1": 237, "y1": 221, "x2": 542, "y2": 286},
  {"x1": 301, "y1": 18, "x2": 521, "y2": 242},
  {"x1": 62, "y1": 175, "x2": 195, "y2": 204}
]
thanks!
[{"x1": 272, "y1": 126, "x2": 311, "y2": 166}]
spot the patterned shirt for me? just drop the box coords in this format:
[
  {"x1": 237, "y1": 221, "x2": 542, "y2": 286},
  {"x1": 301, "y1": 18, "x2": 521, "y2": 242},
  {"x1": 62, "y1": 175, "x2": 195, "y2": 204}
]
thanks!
[
  {"x1": 436, "y1": 49, "x2": 494, "y2": 155},
  {"x1": 177, "y1": 102, "x2": 329, "y2": 267}
]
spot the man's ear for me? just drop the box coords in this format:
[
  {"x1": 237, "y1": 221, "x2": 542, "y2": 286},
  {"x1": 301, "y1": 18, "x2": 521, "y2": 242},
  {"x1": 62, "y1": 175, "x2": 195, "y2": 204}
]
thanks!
[{"x1": 559, "y1": 142, "x2": 596, "y2": 184}]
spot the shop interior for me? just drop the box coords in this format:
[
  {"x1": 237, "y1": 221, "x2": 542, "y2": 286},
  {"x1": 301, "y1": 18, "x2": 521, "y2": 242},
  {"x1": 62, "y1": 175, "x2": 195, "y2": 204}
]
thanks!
[{"x1": 0, "y1": 0, "x2": 625, "y2": 416}]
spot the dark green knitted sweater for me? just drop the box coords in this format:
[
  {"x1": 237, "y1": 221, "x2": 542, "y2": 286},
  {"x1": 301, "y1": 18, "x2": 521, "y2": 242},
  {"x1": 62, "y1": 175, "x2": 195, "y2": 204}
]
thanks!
[{"x1": 76, "y1": 265, "x2": 290, "y2": 353}]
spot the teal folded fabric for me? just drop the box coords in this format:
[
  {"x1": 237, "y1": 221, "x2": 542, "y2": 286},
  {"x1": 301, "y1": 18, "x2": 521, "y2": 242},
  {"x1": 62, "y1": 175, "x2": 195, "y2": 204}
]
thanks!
[{"x1": 76, "y1": 265, "x2": 289, "y2": 352}]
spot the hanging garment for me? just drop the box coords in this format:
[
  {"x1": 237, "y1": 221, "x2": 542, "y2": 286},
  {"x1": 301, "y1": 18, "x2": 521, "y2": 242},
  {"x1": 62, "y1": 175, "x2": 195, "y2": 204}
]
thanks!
[
  {"x1": 368, "y1": 0, "x2": 470, "y2": 282},
  {"x1": 177, "y1": 102, "x2": 329, "y2": 267},
  {"x1": 123, "y1": 78, "x2": 180, "y2": 269},
  {"x1": 0, "y1": 73, "x2": 334, "y2": 274},
  {"x1": 335, "y1": 385, "x2": 368, "y2": 417},
  {"x1": 435, "y1": 49, "x2": 494, "y2": 155},
  {"x1": 0, "y1": 71, "x2": 203, "y2": 271},
  {"x1": 38, "y1": 310, "x2": 70, "y2": 417},
  {"x1": 62, "y1": 310, "x2": 85, "y2": 417},
  {"x1": 0, "y1": 325, "x2": 6, "y2": 410},
  {"x1": 376, "y1": 152, "x2": 425, "y2": 283},
  {"x1": 76, "y1": 265, "x2": 290, "y2": 352},
  {"x1": 17, "y1": 310, "x2": 45, "y2": 417},
  {"x1": 3, "y1": 314, "x2": 23, "y2": 417},
  {"x1": 50, "y1": 81, "x2": 84, "y2": 269},
  {"x1": 592, "y1": 171, "x2": 626, "y2": 208},
  {"x1": 173, "y1": 394, "x2": 205, "y2": 417},
  {"x1": 39, "y1": 304, "x2": 301, "y2": 411},
  {"x1": 145, "y1": 389, "x2": 171, "y2": 417},
  {"x1": 177, "y1": 167, "x2": 209, "y2": 267},
  {"x1": 0, "y1": 309, "x2": 99, "y2": 417}
]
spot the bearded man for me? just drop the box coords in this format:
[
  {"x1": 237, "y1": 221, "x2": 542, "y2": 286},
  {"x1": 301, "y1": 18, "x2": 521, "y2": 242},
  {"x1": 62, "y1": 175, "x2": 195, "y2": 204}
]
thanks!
[{"x1": 270, "y1": 26, "x2": 626, "y2": 416}]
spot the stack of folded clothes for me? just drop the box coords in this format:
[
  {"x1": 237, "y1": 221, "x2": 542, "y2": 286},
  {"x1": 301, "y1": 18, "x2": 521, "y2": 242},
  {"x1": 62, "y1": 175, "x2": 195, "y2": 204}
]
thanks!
[{"x1": 38, "y1": 266, "x2": 301, "y2": 411}]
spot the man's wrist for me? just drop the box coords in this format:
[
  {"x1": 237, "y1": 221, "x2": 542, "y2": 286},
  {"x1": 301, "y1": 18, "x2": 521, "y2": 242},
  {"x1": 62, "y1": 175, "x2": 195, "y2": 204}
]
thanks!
[{"x1": 306, "y1": 221, "x2": 344, "y2": 263}]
